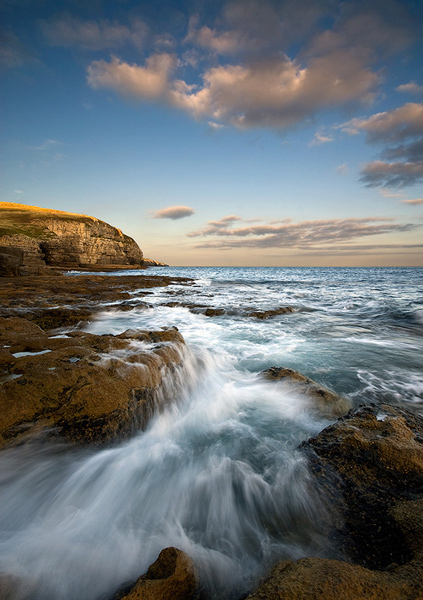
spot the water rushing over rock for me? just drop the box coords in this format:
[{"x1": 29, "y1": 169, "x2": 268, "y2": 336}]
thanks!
[{"x1": 0, "y1": 266, "x2": 422, "y2": 599}]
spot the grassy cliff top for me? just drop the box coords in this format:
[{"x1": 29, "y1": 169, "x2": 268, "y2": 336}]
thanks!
[{"x1": 0, "y1": 202, "x2": 117, "y2": 239}]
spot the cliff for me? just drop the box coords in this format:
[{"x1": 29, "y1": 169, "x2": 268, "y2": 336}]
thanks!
[{"x1": 0, "y1": 202, "x2": 143, "y2": 275}]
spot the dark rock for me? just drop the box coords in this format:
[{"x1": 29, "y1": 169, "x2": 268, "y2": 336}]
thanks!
[
  {"x1": 303, "y1": 403, "x2": 423, "y2": 570},
  {"x1": 246, "y1": 403, "x2": 423, "y2": 600},
  {"x1": 262, "y1": 367, "x2": 351, "y2": 418},
  {"x1": 0, "y1": 246, "x2": 23, "y2": 276},
  {"x1": 248, "y1": 307, "x2": 294, "y2": 319}
]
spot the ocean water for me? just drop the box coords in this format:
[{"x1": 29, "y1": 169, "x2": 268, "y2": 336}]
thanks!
[{"x1": 0, "y1": 267, "x2": 422, "y2": 599}]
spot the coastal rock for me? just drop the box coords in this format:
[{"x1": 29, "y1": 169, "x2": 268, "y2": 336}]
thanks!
[
  {"x1": 111, "y1": 547, "x2": 202, "y2": 600},
  {"x1": 245, "y1": 553, "x2": 422, "y2": 600},
  {"x1": 142, "y1": 258, "x2": 168, "y2": 267},
  {"x1": 262, "y1": 367, "x2": 350, "y2": 418},
  {"x1": 303, "y1": 403, "x2": 423, "y2": 569},
  {"x1": 0, "y1": 202, "x2": 143, "y2": 274},
  {"x1": 0, "y1": 317, "x2": 187, "y2": 448},
  {"x1": 0, "y1": 246, "x2": 23, "y2": 277},
  {"x1": 246, "y1": 403, "x2": 423, "y2": 600},
  {"x1": 248, "y1": 307, "x2": 294, "y2": 319}
]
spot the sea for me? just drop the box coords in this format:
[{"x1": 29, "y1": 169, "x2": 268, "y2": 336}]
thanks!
[{"x1": 1, "y1": 266, "x2": 422, "y2": 599}]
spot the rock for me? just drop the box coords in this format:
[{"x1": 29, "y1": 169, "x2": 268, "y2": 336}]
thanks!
[
  {"x1": 248, "y1": 307, "x2": 294, "y2": 319},
  {"x1": 245, "y1": 554, "x2": 423, "y2": 600},
  {"x1": 246, "y1": 403, "x2": 423, "y2": 600},
  {"x1": 303, "y1": 403, "x2": 423, "y2": 569},
  {"x1": 0, "y1": 273, "x2": 192, "y2": 320},
  {"x1": 142, "y1": 258, "x2": 168, "y2": 267},
  {"x1": 111, "y1": 547, "x2": 202, "y2": 600},
  {"x1": 0, "y1": 246, "x2": 23, "y2": 276},
  {"x1": 262, "y1": 367, "x2": 350, "y2": 418},
  {"x1": 0, "y1": 317, "x2": 187, "y2": 448},
  {"x1": 0, "y1": 202, "x2": 143, "y2": 274}
]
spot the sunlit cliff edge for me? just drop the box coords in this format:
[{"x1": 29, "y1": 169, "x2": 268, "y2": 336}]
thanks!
[{"x1": 0, "y1": 202, "x2": 159, "y2": 275}]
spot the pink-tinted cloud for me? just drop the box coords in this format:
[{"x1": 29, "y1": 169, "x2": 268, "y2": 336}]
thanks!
[
  {"x1": 188, "y1": 215, "x2": 418, "y2": 249},
  {"x1": 152, "y1": 205, "x2": 195, "y2": 220}
]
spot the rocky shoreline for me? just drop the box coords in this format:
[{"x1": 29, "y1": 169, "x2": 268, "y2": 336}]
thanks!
[{"x1": 0, "y1": 273, "x2": 422, "y2": 599}]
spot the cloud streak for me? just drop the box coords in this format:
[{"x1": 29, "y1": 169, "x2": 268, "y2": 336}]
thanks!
[
  {"x1": 41, "y1": 15, "x2": 147, "y2": 51},
  {"x1": 152, "y1": 205, "x2": 195, "y2": 220},
  {"x1": 188, "y1": 215, "x2": 418, "y2": 250}
]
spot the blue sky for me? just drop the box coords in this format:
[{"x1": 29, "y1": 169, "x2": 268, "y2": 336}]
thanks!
[{"x1": 1, "y1": 0, "x2": 423, "y2": 266}]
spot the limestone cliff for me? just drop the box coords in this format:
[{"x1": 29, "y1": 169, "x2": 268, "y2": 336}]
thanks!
[{"x1": 0, "y1": 202, "x2": 143, "y2": 274}]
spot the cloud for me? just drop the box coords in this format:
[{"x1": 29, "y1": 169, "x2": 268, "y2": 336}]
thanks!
[
  {"x1": 342, "y1": 103, "x2": 423, "y2": 188},
  {"x1": 187, "y1": 214, "x2": 418, "y2": 249},
  {"x1": 310, "y1": 131, "x2": 334, "y2": 146},
  {"x1": 382, "y1": 138, "x2": 423, "y2": 162},
  {"x1": 396, "y1": 82, "x2": 423, "y2": 95},
  {"x1": 0, "y1": 30, "x2": 33, "y2": 69},
  {"x1": 84, "y1": 1, "x2": 418, "y2": 132},
  {"x1": 87, "y1": 54, "x2": 176, "y2": 100},
  {"x1": 185, "y1": 15, "x2": 245, "y2": 55},
  {"x1": 402, "y1": 198, "x2": 423, "y2": 205},
  {"x1": 41, "y1": 15, "x2": 147, "y2": 51},
  {"x1": 152, "y1": 205, "x2": 195, "y2": 220},
  {"x1": 336, "y1": 163, "x2": 349, "y2": 175},
  {"x1": 90, "y1": 50, "x2": 379, "y2": 130},
  {"x1": 341, "y1": 103, "x2": 423, "y2": 143},
  {"x1": 360, "y1": 161, "x2": 423, "y2": 188}
]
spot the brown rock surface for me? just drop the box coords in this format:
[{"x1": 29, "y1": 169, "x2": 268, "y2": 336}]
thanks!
[
  {"x1": 0, "y1": 202, "x2": 143, "y2": 273},
  {"x1": 262, "y1": 367, "x2": 351, "y2": 418},
  {"x1": 246, "y1": 403, "x2": 423, "y2": 600},
  {"x1": 0, "y1": 316, "x2": 187, "y2": 448},
  {"x1": 0, "y1": 246, "x2": 23, "y2": 276},
  {"x1": 248, "y1": 307, "x2": 294, "y2": 319},
  {"x1": 111, "y1": 547, "x2": 203, "y2": 600}
]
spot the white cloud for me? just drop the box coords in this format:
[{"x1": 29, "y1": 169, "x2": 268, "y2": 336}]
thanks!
[
  {"x1": 152, "y1": 205, "x2": 195, "y2": 220},
  {"x1": 396, "y1": 82, "x2": 423, "y2": 95},
  {"x1": 310, "y1": 131, "x2": 334, "y2": 146}
]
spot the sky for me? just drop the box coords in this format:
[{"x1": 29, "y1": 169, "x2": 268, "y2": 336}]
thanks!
[{"x1": 1, "y1": 0, "x2": 423, "y2": 266}]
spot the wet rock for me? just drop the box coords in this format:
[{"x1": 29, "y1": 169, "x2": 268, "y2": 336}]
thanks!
[
  {"x1": 245, "y1": 553, "x2": 423, "y2": 600},
  {"x1": 302, "y1": 403, "x2": 423, "y2": 569},
  {"x1": 0, "y1": 273, "x2": 192, "y2": 316},
  {"x1": 0, "y1": 317, "x2": 187, "y2": 448},
  {"x1": 111, "y1": 547, "x2": 203, "y2": 600},
  {"x1": 246, "y1": 403, "x2": 423, "y2": 600},
  {"x1": 262, "y1": 367, "x2": 350, "y2": 418},
  {"x1": 248, "y1": 307, "x2": 294, "y2": 319}
]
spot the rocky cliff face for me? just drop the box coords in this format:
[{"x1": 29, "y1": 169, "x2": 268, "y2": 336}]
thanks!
[{"x1": 0, "y1": 202, "x2": 143, "y2": 274}]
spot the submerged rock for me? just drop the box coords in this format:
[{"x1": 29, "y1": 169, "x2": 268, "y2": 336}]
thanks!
[
  {"x1": 262, "y1": 367, "x2": 350, "y2": 418},
  {"x1": 0, "y1": 317, "x2": 187, "y2": 448},
  {"x1": 248, "y1": 307, "x2": 294, "y2": 319},
  {"x1": 247, "y1": 403, "x2": 423, "y2": 599},
  {"x1": 111, "y1": 547, "x2": 203, "y2": 600}
]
